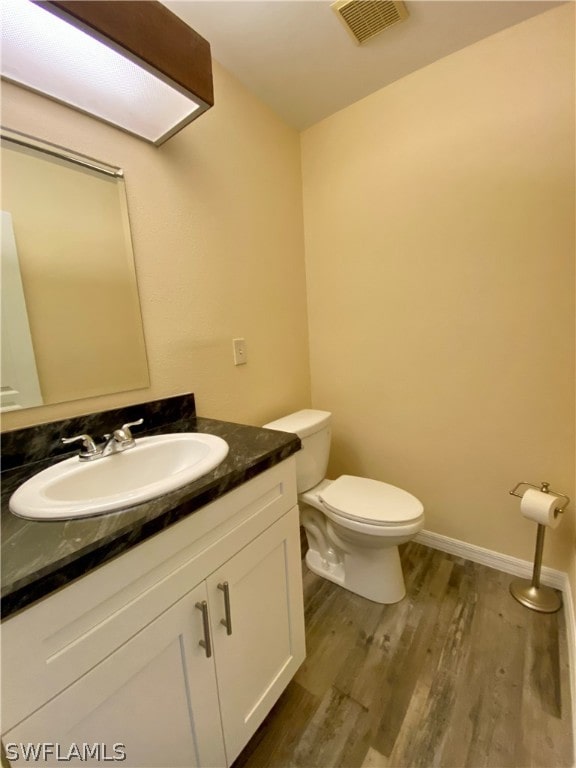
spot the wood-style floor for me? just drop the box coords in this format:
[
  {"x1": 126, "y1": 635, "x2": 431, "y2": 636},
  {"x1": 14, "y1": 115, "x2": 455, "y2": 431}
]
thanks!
[{"x1": 233, "y1": 541, "x2": 573, "y2": 768}]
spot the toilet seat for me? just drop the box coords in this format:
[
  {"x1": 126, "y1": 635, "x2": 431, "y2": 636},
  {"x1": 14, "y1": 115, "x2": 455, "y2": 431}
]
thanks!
[{"x1": 318, "y1": 475, "x2": 423, "y2": 526}]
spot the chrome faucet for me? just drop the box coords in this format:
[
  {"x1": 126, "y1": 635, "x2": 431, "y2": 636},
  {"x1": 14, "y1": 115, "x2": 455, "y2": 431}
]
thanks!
[{"x1": 62, "y1": 419, "x2": 144, "y2": 461}]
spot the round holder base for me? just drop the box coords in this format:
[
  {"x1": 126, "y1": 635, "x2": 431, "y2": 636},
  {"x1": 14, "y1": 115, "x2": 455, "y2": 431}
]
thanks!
[{"x1": 509, "y1": 578, "x2": 562, "y2": 613}]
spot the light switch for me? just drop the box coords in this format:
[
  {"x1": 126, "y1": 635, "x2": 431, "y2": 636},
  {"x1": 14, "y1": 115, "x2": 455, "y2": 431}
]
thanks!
[{"x1": 233, "y1": 338, "x2": 247, "y2": 365}]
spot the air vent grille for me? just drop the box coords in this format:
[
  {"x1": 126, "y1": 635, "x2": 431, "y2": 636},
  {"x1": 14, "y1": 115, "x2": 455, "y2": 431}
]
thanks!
[{"x1": 331, "y1": 0, "x2": 409, "y2": 45}]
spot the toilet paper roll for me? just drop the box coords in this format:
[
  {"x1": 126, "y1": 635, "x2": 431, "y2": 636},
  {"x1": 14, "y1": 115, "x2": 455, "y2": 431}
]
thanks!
[{"x1": 520, "y1": 488, "x2": 562, "y2": 529}]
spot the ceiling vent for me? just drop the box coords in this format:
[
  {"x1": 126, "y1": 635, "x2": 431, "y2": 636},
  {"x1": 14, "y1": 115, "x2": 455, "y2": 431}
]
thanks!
[{"x1": 331, "y1": 0, "x2": 409, "y2": 45}]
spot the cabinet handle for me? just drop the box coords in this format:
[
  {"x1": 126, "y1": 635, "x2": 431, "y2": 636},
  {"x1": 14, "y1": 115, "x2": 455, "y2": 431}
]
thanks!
[
  {"x1": 195, "y1": 600, "x2": 212, "y2": 658},
  {"x1": 218, "y1": 582, "x2": 233, "y2": 635}
]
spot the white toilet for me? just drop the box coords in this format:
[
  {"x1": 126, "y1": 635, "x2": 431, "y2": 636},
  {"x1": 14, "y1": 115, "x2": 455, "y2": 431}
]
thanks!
[{"x1": 264, "y1": 409, "x2": 424, "y2": 604}]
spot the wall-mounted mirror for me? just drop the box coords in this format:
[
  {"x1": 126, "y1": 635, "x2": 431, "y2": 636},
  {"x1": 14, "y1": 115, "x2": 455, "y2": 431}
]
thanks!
[{"x1": 0, "y1": 128, "x2": 149, "y2": 412}]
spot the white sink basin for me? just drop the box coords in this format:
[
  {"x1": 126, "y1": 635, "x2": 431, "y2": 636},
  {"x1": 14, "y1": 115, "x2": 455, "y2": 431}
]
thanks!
[{"x1": 9, "y1": 433, "x2": 229, "y2": 521}]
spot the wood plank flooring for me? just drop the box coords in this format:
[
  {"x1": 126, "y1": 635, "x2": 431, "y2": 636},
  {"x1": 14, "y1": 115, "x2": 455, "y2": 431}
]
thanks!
[{"x1": 233, "y1": 541, "x2": 573, "y2": 768}]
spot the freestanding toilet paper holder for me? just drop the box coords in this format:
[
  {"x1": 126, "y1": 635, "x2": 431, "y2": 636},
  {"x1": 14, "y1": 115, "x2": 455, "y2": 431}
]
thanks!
[{"x1": 508, "y1": 481, "x2": 570, "y2": 613}]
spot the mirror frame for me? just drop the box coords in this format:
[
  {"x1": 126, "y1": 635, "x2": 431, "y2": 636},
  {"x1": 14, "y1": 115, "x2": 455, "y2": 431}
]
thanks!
[{"x1": 0, "y1": 126, "x2": 150, "y2": 412}]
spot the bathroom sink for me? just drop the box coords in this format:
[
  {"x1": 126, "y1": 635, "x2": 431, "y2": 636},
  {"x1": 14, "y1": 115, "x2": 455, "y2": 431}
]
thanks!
[{"x1": 9, "y1": 433, "x2": 229, "y2": 521}]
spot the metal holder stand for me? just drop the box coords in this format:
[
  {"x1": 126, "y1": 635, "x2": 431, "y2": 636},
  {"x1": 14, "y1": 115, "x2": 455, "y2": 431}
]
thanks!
[{"x1": 508, "y1": 481, "x2": 569, "y2": 614}]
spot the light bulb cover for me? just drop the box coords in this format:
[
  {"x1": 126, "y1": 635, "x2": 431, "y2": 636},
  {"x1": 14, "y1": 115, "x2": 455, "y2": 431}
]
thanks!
[{"x1": 1, "y1": 0, "x2": 214, "y2": 145}]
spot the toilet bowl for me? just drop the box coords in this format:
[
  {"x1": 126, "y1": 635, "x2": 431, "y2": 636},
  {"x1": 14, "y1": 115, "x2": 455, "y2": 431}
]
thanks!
[
  {"x1": 300, "y1": 474, "x2": 423, "y2": 603},
  {"x1": 263, "y1": 410, "x2": 424, "y2": 604}
]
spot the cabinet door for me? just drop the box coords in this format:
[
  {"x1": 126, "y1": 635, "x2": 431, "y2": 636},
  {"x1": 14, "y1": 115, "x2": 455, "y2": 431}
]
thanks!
[
  {"x1": 207, "y1": 508, "x2": 306, "y2": 764},
  {"x1": 3, "y1": 583, "x2": 226, "y2": 768}
]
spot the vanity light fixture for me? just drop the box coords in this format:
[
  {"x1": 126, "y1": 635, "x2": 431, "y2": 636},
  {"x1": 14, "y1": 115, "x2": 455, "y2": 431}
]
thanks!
[{"x1": 0, "y1": 0, "x2": 214, "y2": 146}]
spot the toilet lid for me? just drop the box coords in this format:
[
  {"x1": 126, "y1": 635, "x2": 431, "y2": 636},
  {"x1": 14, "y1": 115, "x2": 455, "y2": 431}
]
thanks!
[{"x1": 318, "y1": 475, "x2": 423, "y2": 525}]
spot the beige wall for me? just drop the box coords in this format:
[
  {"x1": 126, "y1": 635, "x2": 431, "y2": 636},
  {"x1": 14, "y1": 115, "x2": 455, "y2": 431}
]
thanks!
[
  {"x1": 301, "y1": 5, "x2": 575, "y2": 570},
  {"x1": 1, "y1": 61, "x2": 311, "y2": 429}
]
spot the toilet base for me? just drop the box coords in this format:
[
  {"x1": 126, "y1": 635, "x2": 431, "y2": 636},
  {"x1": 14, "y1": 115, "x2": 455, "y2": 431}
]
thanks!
[
  {"x1": 305, "y1": 544, "x2": 406, "y2": 605},
  {"x1": 305, "y1": 548, "x2": 345, "y2": 589}
]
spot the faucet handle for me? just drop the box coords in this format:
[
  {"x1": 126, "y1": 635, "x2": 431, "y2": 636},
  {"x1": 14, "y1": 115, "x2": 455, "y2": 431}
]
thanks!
[
  {"x1": 61, "y1": 433, "x2": 98, "y2": 458},
  {"x1": 113, "y1": 418, "x2": 144, "y2": 443}
]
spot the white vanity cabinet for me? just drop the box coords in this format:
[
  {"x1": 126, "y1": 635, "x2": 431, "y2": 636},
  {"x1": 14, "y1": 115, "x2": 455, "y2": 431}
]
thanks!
[
  {"x1": 4, "y1": 582, "x2": 225, "y2": 768},
  {"x1": 1, "y1": 458, "x2": 305, "y2": 768}
]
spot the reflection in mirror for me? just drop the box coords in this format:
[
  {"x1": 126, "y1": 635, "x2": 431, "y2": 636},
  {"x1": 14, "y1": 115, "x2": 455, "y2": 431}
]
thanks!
[{"x1": 0, "y1": 129, "x2": 149, "y2": 412}]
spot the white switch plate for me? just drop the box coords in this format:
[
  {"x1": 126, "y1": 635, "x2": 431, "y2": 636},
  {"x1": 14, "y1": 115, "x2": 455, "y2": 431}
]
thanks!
[{"x1": 233, "y1": 338, "x2": 247, "y2": 365}]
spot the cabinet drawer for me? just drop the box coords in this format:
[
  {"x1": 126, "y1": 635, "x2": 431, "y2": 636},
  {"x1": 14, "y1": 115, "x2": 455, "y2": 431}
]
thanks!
[{"x1": 2, "y1": 458, "x2": 297, "y2": 733}]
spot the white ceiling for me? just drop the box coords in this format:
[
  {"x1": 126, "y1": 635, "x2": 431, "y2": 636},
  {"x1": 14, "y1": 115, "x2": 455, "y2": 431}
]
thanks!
[{"x1": 164, "y1": 0, "x2": 563, "y2": 130}]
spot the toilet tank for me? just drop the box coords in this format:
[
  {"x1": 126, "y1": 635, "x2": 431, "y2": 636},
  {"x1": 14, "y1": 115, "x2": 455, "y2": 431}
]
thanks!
[{"x1": 263, "y1": 410, "x2": 332, "y2": 493}]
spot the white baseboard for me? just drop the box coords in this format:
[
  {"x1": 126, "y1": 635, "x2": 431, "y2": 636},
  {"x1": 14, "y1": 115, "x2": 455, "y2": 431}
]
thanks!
[
  {"x1": 415, "y1": 529, "x2": 566, "y2": 587},
  {"x1": 415, "y1": 529, "x2": 576, "y2": 766},
  {"x1": 561, "y1": 573, "x2": 576, "y2": 768}
]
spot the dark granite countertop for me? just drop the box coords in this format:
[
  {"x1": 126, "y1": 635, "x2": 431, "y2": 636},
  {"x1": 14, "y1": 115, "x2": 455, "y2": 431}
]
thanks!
[{"x1": 1, "y1": 394, "x2": 300, "y2": 620}]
